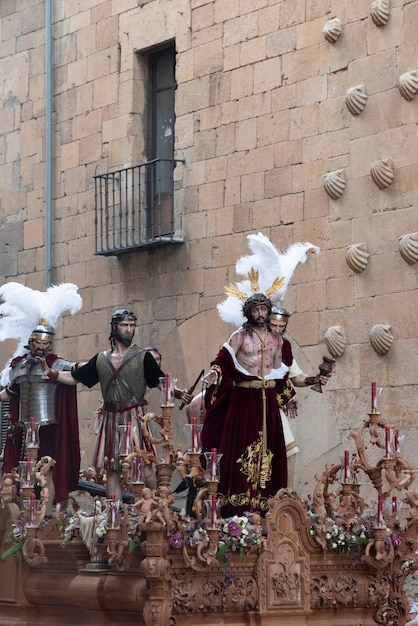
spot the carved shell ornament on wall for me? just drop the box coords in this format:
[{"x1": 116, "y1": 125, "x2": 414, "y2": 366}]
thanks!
[
  {"x1": 346, "y1": 242, "x2": 369, "y2": 273},
  {"x1": 345, "y1": 85, "x2": 368, "y2": 116},
  {"x1": 323, "y1": 18, "x2": 343, "y2": 43},
  {"x1": 324, "y1": 326, "x2": 347, "y2": 358},
  {"x1": 370, "y1": 159, "x2": 394, "y2": 189},
  {"x1": 324, "y1": 169, "x2": 346, "y2": 199},
  {"x1": 398, "y1": 70, "x2": 418, "y2": 101},
  {"x1": 399, "y1": 232, "x2": 418, "y2": 264},
  {"x1": 370, "y1": 0, "x2": 391, "y2": 27},
  {"x1": 370, "y1": 324, "x2": 393, "y2": 355}
]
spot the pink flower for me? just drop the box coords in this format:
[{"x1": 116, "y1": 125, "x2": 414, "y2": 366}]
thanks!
[
  {"x1": 170, "y1": 532, "x2": 184, "y2": 549},
  {"x1": 390, "y1": 533, "x2": 401, "y2": 548},
  {"x1": 227, "y1": 521, "x2": 242, "y2": 537}
]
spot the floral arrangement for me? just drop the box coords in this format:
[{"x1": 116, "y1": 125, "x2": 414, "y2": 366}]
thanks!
[
  {"x1": 169, "y1": 512, "x2": 263, "y2": 565},
  {"x1": 308, "y1": 512, "x2": 372, "y2": 557},
  {"x1": 60, "y1": 505, "x2": 108, "y2": 549},
  {"x1": 169, "y1": 515, "x2": 208, "y2": 550},
  {"x1": 217, "y1": 514, "x2": 262, "y2": 563},
  {"x1": 308, "y1": 509, "x2": 401, "y2": 564},
  {"x1": 1, "y1": 514, "x2": 27, "y2": 561}
]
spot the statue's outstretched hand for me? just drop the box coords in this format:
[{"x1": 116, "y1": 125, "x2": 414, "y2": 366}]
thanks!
[
  {"x1": 287, "y1": 398, "x2": 298, "y2": 419},
  {"x1": 202, "y1": 370, "x2": 217, "y2": 387},
  {"x1": 319, "y1": 373, "x2": 331, "y2": 386},
  {"x1": 36, "y1": 357, "x2": 48, "y2": 373}
]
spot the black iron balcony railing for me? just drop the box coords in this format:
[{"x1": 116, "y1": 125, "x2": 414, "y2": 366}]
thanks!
[{"x1": 94, "y1": 158, "x2": 185, "y2": 256}]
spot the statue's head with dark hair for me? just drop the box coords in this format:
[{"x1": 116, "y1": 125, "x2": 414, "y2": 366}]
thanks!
[
  {"x1": 242, "y1": 293, "x2": 273, "y2": 332},
  {"x1": 109, "y1": 309, "x2": 137, "y2": 350},
  {"x1": 145, "y1": 346, "x2": 162, "y2": 367},
  {"x1": 111, "y1": 309, "x2": 137, "y2": 326}
]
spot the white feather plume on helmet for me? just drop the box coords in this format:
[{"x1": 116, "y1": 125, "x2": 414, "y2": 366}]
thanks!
[
  {"x1": 0, "y1": 282, "x2": 82, "y2": 385},
  {"x1": 217, "y1": 232, "x2": 320, "y2": 327}
]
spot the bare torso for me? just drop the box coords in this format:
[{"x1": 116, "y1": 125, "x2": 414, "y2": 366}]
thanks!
[{"x1": 228, "y1": 327, "x2": 282, "y2": 377}]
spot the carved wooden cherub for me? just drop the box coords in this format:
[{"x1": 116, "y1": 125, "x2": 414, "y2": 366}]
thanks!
[
  {"x1": 0, "y1": 473, "x2": 17, "y2": 507},
  {"x1": 34, "y1": 455, "x2": 56, "y2": 520},
  {"x1": 403, "y1": 489, "x2": 418, "y2": 519},
  {"x1": 134, "y1": 487, "x2": 159, "y2": 528},
  {"x1": 152, "y1": 486, "x2": 174, "y2": 530}
]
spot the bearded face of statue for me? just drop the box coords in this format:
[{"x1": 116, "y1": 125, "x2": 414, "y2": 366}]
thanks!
[
  {"x1": 113, "y1": 320, "x2": 136, "y2": 347},
  {"x1": 29, "y1": 338, "x2": 52, "y2": 358}
]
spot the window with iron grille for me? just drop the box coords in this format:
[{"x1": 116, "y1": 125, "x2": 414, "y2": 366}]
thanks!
[{"x1": 95, "y1": 43, "x2": 184, "y2": 256}]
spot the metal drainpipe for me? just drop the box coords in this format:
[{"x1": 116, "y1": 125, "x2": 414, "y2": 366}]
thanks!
[{"x1": 45, "y1": 0, "x2": 53, "y2": 288}]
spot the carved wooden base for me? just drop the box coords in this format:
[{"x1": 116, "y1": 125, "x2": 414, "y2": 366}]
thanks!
[{"x1": 0, "y1": 489, "x2": 414, "y2": 626}]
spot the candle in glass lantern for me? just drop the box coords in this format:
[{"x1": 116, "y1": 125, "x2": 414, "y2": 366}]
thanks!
[
  {"x1": 343, "y1": 450, "x2": 350, "y2": 483},
  {"x1": 211, "y1": 448, "x2": 217, "y2": 481},
  {"x1": 211, "y1": 493, "x2": 217, "y2": 526},
  {"x1": 191, "y1": 417, "x2": 198, "y2": 452},
  {"x1": 165, "y1": 373, "x2": 172, "y2": 404},
  {"x1": 377, "y1": 493, "x2": 384, "y2": 526},
  {"x1": 26, "y1": 456, "x2": 32, "y2": 483},
  {"x1": 110, "y1": 494, "x2": 116, "y2": 526},
  {"x1": 371, "y1": 382, "x2": 377, "y2": 413},
  {"x1": 394, "y1": 429, "x2": 399, "y2": 454},
  {"x1": 29, "y1": 492, "x2": 36, "y2": 525},
  {"x1": 125, "y1": 421, "x2": 132, "y2": 455},
  {"x1": 27, "y1": 416, "x2": 38, "y2": 447},
  {"x1": 131, "y1": 455, "x2": 142, "y2": 484},
  {"x1": 350, "y1": 452, "x2": 359, "y2": 484},
  {"x1": 385, "y1": 426, "x2": 391, "y2": 457},
  {"x1": 392, "y1": 496, "x2": 397, "y2": 517}
]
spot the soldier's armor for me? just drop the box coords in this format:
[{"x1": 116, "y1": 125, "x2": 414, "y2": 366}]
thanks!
[{"x1": 9, "y1": 357, "x2": 75, "y2": 426}]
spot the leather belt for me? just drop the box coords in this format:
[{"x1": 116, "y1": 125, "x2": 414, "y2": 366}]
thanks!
[
  {"x1": 104, "y1": 398, "x2": 148, "y2": 412},
  {"x1": 234, "y1": 380, "x2": 276, "y2": 390}
]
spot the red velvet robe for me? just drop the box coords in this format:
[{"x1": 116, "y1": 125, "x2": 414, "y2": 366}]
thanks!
[
  {"x1": 201, "y1": 344, "x2": 287, "y2": 517},
  {"x1": 2, "y1": 353, "x2": 80, "y2": 504},
  {"x1": 275, "y1": 338, "x2": 296, "y2": 410}
]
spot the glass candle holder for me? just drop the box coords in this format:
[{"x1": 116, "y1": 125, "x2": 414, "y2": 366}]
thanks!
[
  {"x1": 383, "y1": 496, "x2": 400, "y2": 524},
  {"x1": 131, "y1": 455, "x2": 144, "y2": 485},
  {"x1": 377, "y1": 493, "x2": 385, "y2": 527},
  {"x1": 183, "y1": 419, "x2": 203, "y2": 453},
  {"x1": 93, "y1": 409, "x2": 103, "y2": 434},
  {"x1": 341, "y1": 450, "x2": 351, "y2": 483},
  {"x1": 159, "y1": 374, "x2": 177, "y2": 406},
  {"x1": 118, "y1": 422, "x2": 136, "y2": 457},
  {"x1": 23, "y1": 495, "x2": 40, "y2": 527},
  {"x1": 370, "y1": 382, "x2": 383, "y2": 413},
  {"x1": 385, "y1": 426, "x2": 392, "y2": 458},
  {"x1": 393, "y1": 430, "x2": 404, "y2": 455},
  {"x1": 203, "y1": 450, "x2": 223, "y2": 482},
  {"x1": 25, "y1": 416, "x2": 39, "y2": 448},
  {"x1": 204, "y1": 494, "x2": 220, "y2": 529},
  {"x1": 19, "y1": 459, "x2": 36, "y2": 488},
  {"x1": 104, "y1": 496, "x2": 121, "y2": 529}
]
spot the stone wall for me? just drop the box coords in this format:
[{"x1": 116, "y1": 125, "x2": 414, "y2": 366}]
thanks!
[{"x1": 0, "y1": 0, "x2": 417, "y2": 501}]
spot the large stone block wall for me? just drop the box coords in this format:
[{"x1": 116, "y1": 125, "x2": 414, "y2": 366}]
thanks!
[{"x1": 0, "y1": 0, "x2": 417, "y2": 497}]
